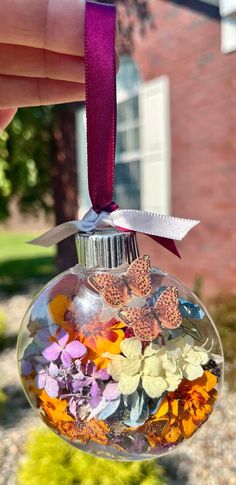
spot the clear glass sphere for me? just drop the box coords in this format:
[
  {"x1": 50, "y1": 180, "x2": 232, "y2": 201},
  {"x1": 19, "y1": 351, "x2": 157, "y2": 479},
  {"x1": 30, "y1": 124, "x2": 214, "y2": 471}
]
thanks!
[{"x1": 17, "y1": 256, "x2": 223, "y2": 461}]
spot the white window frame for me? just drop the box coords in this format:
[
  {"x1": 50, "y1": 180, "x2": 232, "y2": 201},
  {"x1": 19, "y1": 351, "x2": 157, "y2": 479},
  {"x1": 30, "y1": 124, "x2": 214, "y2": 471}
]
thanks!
[{"x1": 76, "y1": 71, "x2": 171, "y2": 216}]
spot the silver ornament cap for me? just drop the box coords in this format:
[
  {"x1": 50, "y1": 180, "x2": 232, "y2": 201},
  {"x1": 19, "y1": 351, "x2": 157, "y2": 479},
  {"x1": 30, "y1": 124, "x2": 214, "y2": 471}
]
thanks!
[{"x1": 75, "y1": 228, "x2": 139, "y2": 269}]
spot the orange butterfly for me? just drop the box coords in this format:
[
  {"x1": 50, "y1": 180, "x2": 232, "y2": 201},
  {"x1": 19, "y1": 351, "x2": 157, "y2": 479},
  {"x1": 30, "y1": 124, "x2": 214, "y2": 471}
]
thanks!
[
  {"x1": 118, "y1": 286, "x2": 182, "y2": 341},
  {"x1": 87, "y1": 255, "x2": 152, "y2": 308}
]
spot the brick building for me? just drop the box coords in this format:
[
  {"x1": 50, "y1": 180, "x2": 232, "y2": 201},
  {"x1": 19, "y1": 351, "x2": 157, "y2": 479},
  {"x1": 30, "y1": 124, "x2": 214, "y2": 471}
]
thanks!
[{"x1": 76, "y1": 0, "x2": 236, "y2": 298}]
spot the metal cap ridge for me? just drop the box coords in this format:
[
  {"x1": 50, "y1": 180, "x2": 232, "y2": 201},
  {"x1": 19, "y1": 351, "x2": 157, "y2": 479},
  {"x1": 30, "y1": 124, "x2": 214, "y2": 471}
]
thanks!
[{"x1": 75, "y1": 228, "x2": 139, "y2": 269}]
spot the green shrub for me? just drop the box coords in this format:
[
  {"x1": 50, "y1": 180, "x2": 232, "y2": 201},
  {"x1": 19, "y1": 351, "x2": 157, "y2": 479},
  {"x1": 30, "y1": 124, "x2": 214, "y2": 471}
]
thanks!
[
  {"x1": 18, "y1": 428, "x2": 167, "y2": 485},
  {"x1": 0, "y1": 311, "x2": 6, "y2": 350}
]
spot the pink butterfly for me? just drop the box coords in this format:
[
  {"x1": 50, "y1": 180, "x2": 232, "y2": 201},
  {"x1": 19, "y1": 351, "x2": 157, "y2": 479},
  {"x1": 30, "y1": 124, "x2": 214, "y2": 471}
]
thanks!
[
  {"x1": 87, "y1": 255, "x2": 152, "y2": 308},
  {"x1": 118, "y1": 286, "x2": 182, "y2": 341}
]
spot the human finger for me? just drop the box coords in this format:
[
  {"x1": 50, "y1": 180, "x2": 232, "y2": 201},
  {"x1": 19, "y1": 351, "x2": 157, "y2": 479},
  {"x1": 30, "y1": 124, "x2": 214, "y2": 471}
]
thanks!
[
  {"x1": 0, "y1": 75, "x2": 85, "y2": 108},
  {"x1": 0, "y1": 108, "x2": 17, "y2": 130},
  {"x1": 0, "y1": 1, "x2": 119, "y2": 58},
  {"x1": 0, "y1": 44, "x2": 85, "y2": 83},
  {"x1": 0, "y1": 0, "x2": 85, "y2": 56}
]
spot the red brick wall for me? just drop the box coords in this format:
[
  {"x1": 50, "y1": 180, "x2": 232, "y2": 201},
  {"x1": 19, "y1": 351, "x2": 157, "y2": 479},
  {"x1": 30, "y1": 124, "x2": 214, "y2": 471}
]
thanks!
[{"x1": 133, "y1": 0, "x2": 236, "y2": 298}]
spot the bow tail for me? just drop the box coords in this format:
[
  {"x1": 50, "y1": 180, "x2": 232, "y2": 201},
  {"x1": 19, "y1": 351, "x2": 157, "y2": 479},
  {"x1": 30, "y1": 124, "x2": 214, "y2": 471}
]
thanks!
[
  {"x1": 148, "y1": 235, "x2": 181, "y2": 259},
  {"x1": 115, "y1": 225, "x2": 181, "y2": 258}
]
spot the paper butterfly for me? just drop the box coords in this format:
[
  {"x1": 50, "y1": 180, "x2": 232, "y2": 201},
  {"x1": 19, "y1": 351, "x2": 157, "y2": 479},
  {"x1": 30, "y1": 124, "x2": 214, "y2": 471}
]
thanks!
[
  {"x1": 119, "y1": 286, "x2": 182, "y2": 341},
  {"x1": 87, "y1": 255, "x2": 152, "y2": 307}
]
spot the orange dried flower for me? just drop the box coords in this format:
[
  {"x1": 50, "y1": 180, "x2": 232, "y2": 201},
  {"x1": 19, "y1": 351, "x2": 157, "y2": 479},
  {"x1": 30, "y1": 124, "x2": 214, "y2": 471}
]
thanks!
[
  {"x1": 140, "y1": 370, "x2": 218, "y2": 448},
  {"x1": 79, "y1": 318, "x2": 126, "y2": 369},
  {"x1": 38, "y1": 390, "x2": 74, "y2": 425},
  {"x1": 48, "y1": 294, "x2": 80, "y2": 339},
  {"x1": 57, "y1": 418, "x2": 110, "y2": 445}
]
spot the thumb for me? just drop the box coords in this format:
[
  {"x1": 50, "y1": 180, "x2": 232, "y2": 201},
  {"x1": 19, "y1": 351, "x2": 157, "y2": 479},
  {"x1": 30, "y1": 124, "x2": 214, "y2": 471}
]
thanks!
[{"x1": 0, "y1": 108, "x2": 17, "y2": 131}]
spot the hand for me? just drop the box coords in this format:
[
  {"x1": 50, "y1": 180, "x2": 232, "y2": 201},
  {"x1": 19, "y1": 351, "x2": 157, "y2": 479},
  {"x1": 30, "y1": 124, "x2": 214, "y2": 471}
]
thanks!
[{"x1": 0, "y1": 0, "x2": 119, "y2": 130}]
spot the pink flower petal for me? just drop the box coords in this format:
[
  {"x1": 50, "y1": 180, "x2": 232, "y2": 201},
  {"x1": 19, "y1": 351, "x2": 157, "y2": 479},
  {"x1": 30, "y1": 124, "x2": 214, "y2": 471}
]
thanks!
[
  {"x1": 65, "y1": 340, "x2": 86, "y2": 358},
  {"x1": 57, "y1": 329, "x2": 69, "y2": 348},
  {"x1": 90, "y1": 381, "x2": 101, "y2": 408},
  {"x1": 42, "y1": 342, "x2": 61, "y2": 362},
  {"x1": 103, "y1": 382, "x2": 120, "y2": 400},
  {"x1": 45, "y1": 376, "x2": 59, "y2": 398},
  {"x1": 95, "y1": 368, "x2": 110, "y2": 380},
  {"x1": 35, "y1": 371, "x2": 47, "y2": 389},
  {"x1": 61, "y1": 350, "x2": 72, "y2": 367}
]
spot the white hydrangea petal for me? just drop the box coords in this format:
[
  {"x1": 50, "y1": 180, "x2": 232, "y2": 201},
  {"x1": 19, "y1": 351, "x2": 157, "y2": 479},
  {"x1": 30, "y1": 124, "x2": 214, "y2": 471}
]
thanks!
[
  {"x1": 167, "y1": 348, "x2": 182, "y2": 360},
  {"x1": 193, "y1": 347, "x2": 209, "y2": 365},
  {"x1": 121, "y1": 357, "x2": 141, "y2": 376},
  {"x1": 118, "y1": 374, "x2": 140, "y2": 395},
  {"x1": 142, "y1": 375, "x2": 168, "y2": 399},
  {"x1": 120, "y1": 338, "x2": 142, "y2": 358},
  {"x1": 162, "y1": 358, "x2": 177, "y2": 373},
  {"x1": 107, "y1": 358, "x2": 125, "y2": 381},
  {"x1": 185, "y1": 348, "x2": 203, "y2": 365},
  {"x1": 143, "y1": 355, "x2": 162, "y2": 377},
  {"x1": 182, "y1": 363, "x2": 204, "y2": 380},
  {"x1": 165, "y1": 371, "x2": 182, "y2": 391},
  {"x1": 143, "y1": 343, "x2": 160, "y2": 357},
  {"x1": 199, "y1": 351, "x2": 209, "y2": 365}
]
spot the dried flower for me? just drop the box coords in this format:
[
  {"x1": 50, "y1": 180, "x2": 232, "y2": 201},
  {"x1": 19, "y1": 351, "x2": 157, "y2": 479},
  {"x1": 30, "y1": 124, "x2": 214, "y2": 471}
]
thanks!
[
  {"x1": 35, "y1": 362, "x2": 60, "y2": 398},
  {"x1": 103, "y1": 335, "x2": 210, "y2": 399},
  {"x1": 57, "y1": 418, "x2": 110, "y2": 445},
  {"x1": 140, "y1": 370, "x2": 218, "y2": 447},
  {"x1": 83, "y1": 362, "x2": 110, "y2": 408},
  {"x1": 42, "y1": 328, "x2": 86, "y2": 367},
  {"x1": 39, "y1": 390, "x2": 74, "y2": 425},
  {"x1": 165, "y1": 335, "x2": 209, "y2": 380},
  {"x1": 103, "y1": 337, "x2": 179, "y2": 399},
  {"x1": 79, "y1": 318, "x2": 125, "y2": 369}
]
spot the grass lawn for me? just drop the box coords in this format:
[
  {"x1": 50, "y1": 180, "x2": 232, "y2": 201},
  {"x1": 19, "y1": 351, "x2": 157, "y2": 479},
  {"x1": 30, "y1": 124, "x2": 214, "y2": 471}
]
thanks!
[
  {"x1": 0, "y1": 232, "x2": 56, "y2": 294},
  {"x1": 0, "y1": 233, "x2": 55, "y2": 261}
]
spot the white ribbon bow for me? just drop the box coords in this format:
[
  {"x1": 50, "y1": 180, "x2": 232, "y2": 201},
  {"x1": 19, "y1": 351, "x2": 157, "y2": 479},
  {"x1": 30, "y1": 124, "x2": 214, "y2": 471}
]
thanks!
[{"x1": 28, "y1": 208, "x2": 199, "y2": 247}]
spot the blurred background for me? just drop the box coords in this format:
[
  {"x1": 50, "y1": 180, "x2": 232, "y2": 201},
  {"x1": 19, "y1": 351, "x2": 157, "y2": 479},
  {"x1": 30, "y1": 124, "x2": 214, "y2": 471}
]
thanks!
[{"x1": 0, "y1": 0, "x2": 236, "y2": 484}]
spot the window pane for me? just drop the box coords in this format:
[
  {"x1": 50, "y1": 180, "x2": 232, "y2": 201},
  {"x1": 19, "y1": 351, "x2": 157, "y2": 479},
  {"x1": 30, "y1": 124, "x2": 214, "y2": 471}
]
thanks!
[
  {"x1": 117, "y1": 130, "x2": 127, "y2": 154},
  {"x1": 126, "y1": 96, "x2": 139, "y2": 122},
  {"x1": 117, "y1": 101, "x2": 126, "y2": 123},
  {"x1": 114, "y1": 161, "x2": 140, "y2": 209},
  {"x1": 126, "y1": 126, "x2": 140, "y2": 152}
]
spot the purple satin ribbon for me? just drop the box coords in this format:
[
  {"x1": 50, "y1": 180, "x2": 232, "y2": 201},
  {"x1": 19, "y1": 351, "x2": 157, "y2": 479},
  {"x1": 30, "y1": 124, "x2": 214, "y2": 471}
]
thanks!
[
  {"x1": 83, "y1": 1, "x2": 195, "y2": 258},
  {"x1": 85, "y1": 1, "x2": 117, "y2": 213}
]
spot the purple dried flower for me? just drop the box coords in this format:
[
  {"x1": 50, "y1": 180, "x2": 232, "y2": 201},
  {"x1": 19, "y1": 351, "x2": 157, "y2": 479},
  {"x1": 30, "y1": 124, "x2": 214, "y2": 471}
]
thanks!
[
  {"x1": 34, "y1": 325, "x2": 59, "y2": 349},
  {"x1": 83, "y1": 362, "x2": 110, "y2": 408},
  {"x1": 103, "y1": 382, "x2": 120, "y2": 401},
  {"x1": 34, "y1": 362, "x2": 60, "y2": 398},
  {"x1": 42, "y1": 329, "x2": 86, "y2": 367},
  {"x1": 21, "y1": 360, "x2": 33, "y2": 376}
]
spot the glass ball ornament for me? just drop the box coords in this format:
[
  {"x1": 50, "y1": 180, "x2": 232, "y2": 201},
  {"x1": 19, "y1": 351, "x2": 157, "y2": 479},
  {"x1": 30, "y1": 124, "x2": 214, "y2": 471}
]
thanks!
[{"x1": 17, "y1": 229, "x2": 223, "y2": 461}]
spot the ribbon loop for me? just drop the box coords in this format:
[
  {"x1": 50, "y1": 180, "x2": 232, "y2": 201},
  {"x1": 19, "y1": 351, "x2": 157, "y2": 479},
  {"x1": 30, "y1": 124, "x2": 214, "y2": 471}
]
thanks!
[{"x1": 85, "y1": 2, "x2": 117, "y2": 213}]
